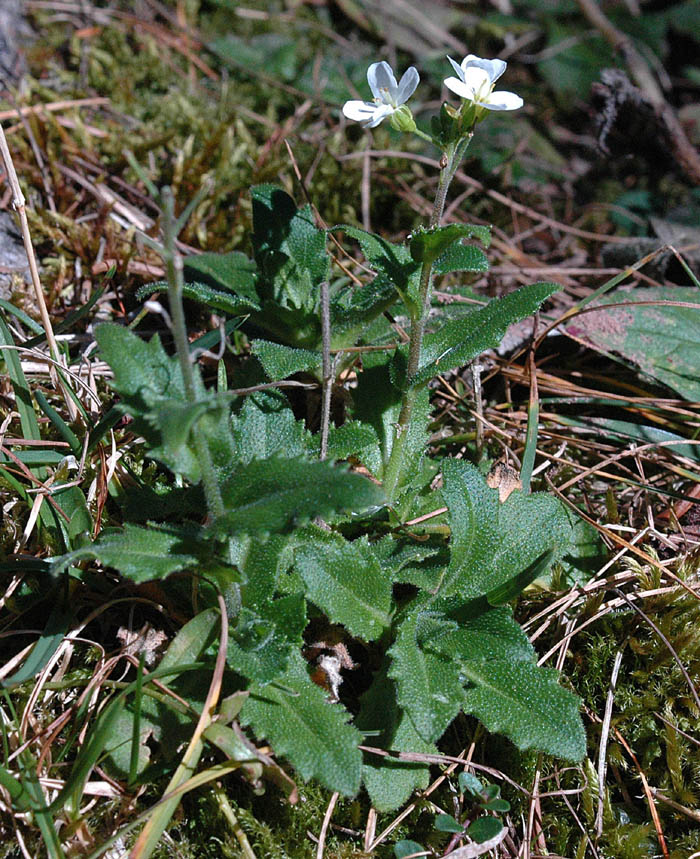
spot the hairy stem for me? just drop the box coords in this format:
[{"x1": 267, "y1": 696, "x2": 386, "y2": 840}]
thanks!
[
  {"x1": 382, "y1": 134, "x2": 472, "y2": 504},
  {"x1": 161, "y1": 187, "x2": 225, "y2": 519}
]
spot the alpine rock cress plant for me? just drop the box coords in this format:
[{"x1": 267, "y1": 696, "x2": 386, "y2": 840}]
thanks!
[{"x1": 53, "y1": 50, "x2": 586, "y2": 840}]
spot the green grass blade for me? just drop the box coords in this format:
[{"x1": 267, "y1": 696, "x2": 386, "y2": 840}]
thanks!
[
  {"x1": 22, "y1": 286, "x2": 107, "y2": 349},
  {"x1": 0, "y1": 311, "x2": 42, "y2": 443},
  {"x1": 0, "y1": 450, "x2": 66, "y2": 465},
  {"x1": 2, "y1": 604, "x2": 73, "y2": 688},
  {"x1": 0, "y1": 298, "x2": 44, "y2": 334},
  {"x1": 35, "y1": 389, "x2": 81, "y2": 453},
  {"x1": 86, "y1": 405, "x2": 122, "y2": 453},
  {"x1": 0, "y1": 762, "x2": 31, "y2": 809},
  {"x1": 128, "y1": 655, "x2": 146, "y2": 788},
  {"x1": 520, "y1": 360, "x2": 539, "y2": 494}
]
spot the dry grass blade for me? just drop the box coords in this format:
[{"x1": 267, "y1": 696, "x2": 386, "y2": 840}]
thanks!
[
  {"x1": 315, "y1": 790, "x2": 338, "y2": 859},
  {"x1": 128, "y1": 593, "x2": 229, "y2": 858},
  {"x1": 595, "y1": 649, "x2": 623, "y2": 837},
  {"x1": 0, "y1": 124, "x2": 76, "y2": 419}
]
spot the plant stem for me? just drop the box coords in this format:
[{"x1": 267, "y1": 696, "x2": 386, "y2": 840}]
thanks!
[
  {"x1": 213, "y1": 782, "x2": 258, "y2": 859},
  {"x1": 412, "y1": 127, "x2": 437, "y2": 146},
  {"x1": 161, "y1": 187, "x2": 225, "y2": 520},
  {"x1": 319, "y1": 280, "x2": 332, "y2": 461},
  {"x1": 382, "y1": 134, "x2": 472, "y2": 504}
]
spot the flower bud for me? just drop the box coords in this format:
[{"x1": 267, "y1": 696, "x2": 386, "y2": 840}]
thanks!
[{"x1": 389, "y1": 104, "x2": 417, "y2": 133}]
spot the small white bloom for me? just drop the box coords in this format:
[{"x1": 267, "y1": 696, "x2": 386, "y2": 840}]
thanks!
[
  {"x1": 444, "y1": 54, "x2": 523, "y2": 111},
  {"x1": 343, "y1": 61, "x2": 420, "y2": 128}
]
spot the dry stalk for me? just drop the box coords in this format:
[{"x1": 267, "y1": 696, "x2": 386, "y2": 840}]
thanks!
[{"x1": 0, "y1": 123, "x2": 77, "y2": 419}]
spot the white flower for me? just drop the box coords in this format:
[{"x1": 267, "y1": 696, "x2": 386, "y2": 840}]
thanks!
[
  {"x1": 444, "y1": 54, "x2": 523, "y2": 111},
  {"x1": 343, "y1": 61, "x2": 420, "y2": 128}
]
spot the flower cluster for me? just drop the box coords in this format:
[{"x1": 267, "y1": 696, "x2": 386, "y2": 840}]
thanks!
[{"x1": 342, "y1": 53, "x2": 522, "y2": 131}]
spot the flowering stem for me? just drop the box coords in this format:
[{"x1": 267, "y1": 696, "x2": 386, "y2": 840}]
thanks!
[
  {"x1": 412, "y1": 127, "x2": 437, "y2": 146},
  {"x1": 383, "y1": 134, "x2": 472, "y2": 505},
  {"x1": 161, "y1": 187, "x2": 225, "y2": 520}
]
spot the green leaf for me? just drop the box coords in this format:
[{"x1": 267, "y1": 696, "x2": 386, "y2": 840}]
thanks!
[
  {"x1": 228, "y1": 595, "x2": 306, "y2": 683},
  {"x1": 202, "y1": 722, "x2": 260, "y2": 763},
  {"x1": 372, "y1": 536, "x2": 446, "y2": 588},
  {"x1": 467, "y1": 817, "x2": 505, "y2": 843},
  {"x1": 433, "y1": 241, "x2": 489, "y2": 275},
  {"x1": 350, "y1": 352, "x2": 400, "y2": 475},
  {"x1": 137, "y1": 279, "x2": 259, "y2": 316},
  {"x1": 424, "y1": 605, "x2": 535, "y2": 665},
  {"x1": 357, "y1": 664, "x2": 435, "y2": 812},
  {"x1": 102, "y1": 700, "x2": 154, "y2": 781},
  {"x1": 252, "y1": 185, "x2": 329, "y2": 310},
  {"x1": 564, "y1": 286, "x2": 700, "y2": 400},
  {"x1": 0, "y1": 312, "x2": 63, "y2": 543},
  {"x1": 35, "y1": 390, "x2": 80, "y2": 454},
  {"x1": 183, "y1": 250, "x2": 260, "y2": 304},
  {"x1": 236, "y1": 533, "x2": 294, "y2": 608},
  {"x1": 96, "y1": 322, "x2": 184, "y2": 403},
  {"x1": 460, "y1": 660, "x2": 586, "y2": 761},
  {"x1": 89, "y1": 522, "x2": 209, "y2": 583},
  {"x1": 435, "y1": 814, "x2": 464, "y2": 833},
  {"x1": 388, "y1": 609, "x2": 465, "y2": 742},
  {"x1": 0, "y1": 764, "x2": 31, "y2": 810},
  {"x1": 394, "y1": 841, "x2": 426, "y2": 859},
  {"x1": 0, "y1": 312, "x2": 42, "y2": 443},
  {"x1": 251, "y1": 339, "x2": 320, "y2": 380},
  {"x1": 485, "y1": 550, "x2": 555, "y2": 606},
  {"x1": 439, "y1": 460, "x2": 571, "y2": 599},
  {"x1": 480, "y1": 784, "x2": 499, "y2": 800},
  {"x1": 330, "y1": 273, "x2": 399, "y2": 347},
  {"x1": 333, "y1": 225, "x2": 418, "y2": 296},
  {"x1": 295, "y1": 532, "x2": 392, "y2": 640},
  {"x1": 144, "y1": 398, "x2": 214, "y2": 478},
  {"x1": 241, "y1": 651, "x2": 362, "y2": 796},
  {"x1": 212, "y1": 457, "x2": 385, "y2": 536},
  {"x1": 95, "y1": 323, "x2": 237, "y2": 483},
  {"x1": 409, "y1": 223, "x2": 491, "y2": 264},
  {"x1": 458, "y1": 771, "x2": 484, "y2": 796},
  {"x1": 414, "y1": 282, "x2": 559, "y2": 386},
  {"x1": 351, "y1": 352, "x2": 431, "y2": 486},
  {"x1": 231, "y1": 390, "x2": 310, "y2": 465},
  {"x1": 483, "y1": 798, "x2": 510, "y2": 812},
  {"x1": 315, "y1": 421, "x2": 379, "y2": 462}
]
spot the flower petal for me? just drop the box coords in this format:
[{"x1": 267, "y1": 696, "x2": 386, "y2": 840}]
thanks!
[
  {"x1": 443, "y1": 77, "x2": 475, "y2": 100},
  {"x1": 367, "y1": 61, "x2": 398, "y2": 102},
  {"x1": 363, "y1": 103, "x2": 395, "y2": 127},
  {"x1": 464, "y1": 57, "x2": 507, "y2": 84},
  {"x1": 342, "y1": 100, "x2": 378, "y2": 122},
  {"x1": 459, "y1": 54, "x2": 482, "y2": 74},
  {"x1": 396, "y1": 66, "x2": 420, "y2": 104},
  {"x1": 482, "y1": 90, "x2": 524, "y2": 110},
  {"x1": 447, "y1": 55, "x2": 465, "y2": 80},
  {"x1": 462, "y1": 65, "x2": 491, "y2": 94}
]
